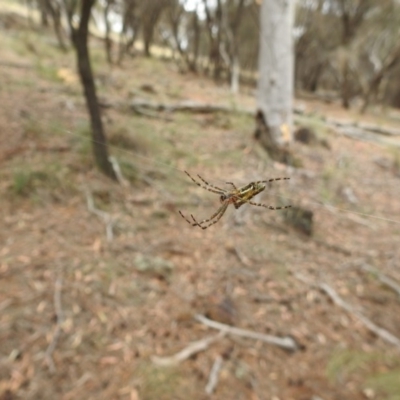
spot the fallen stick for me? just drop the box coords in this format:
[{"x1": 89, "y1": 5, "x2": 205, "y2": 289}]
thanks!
[
  {"x1": 194, "y1": 314, "x2": 299, "y2": 351},
  {"x1": 205, "y1": 355, "x2": 223, "y2": 395},
  {"x1": 319, "y1": 282, "x2": 400, "y2": 348},
  {"x1": 294, "y1": 274, "x2": 400, "y2": 349},
  {"x1": 109, "y1": 156, "x2": 129, "y2": 187},
  {"x1": 151, "y1": 332, "x2": 225, "y2": 367},
  {"x1": 85, "y1": 189, "x2": 114, "y2": 242},
  {"x1": 359, "y1": 263, "x2": 400, "y2": 298},
  {"x1": 130, "y1": 99, "x2": 254, "y2": 115}
]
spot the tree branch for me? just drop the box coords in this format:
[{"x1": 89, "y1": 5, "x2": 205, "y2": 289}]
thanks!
[
  {"x1": 151, "y1": 332, "x2": 225, "y2": 366},
  {"x1": 195, "y1": 314, "x2": 299, "y2": 351}
]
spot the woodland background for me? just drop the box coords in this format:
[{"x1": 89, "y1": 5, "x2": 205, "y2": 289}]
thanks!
[{"x1": 1, "y1": 1, "x2": 400, "y2": 399}]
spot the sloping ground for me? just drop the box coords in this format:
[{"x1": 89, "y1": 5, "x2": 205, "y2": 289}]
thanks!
[{"x1": 1, "y1": 11, "x2": 400, "y2": 400}]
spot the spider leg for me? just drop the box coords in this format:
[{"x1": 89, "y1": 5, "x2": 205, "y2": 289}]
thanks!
[
  {"x1": 184, "y1": 171, "x2": 224, "y2": 195},
  {"x1": 196, "y1": 174, "x2": 226, "y2": 192},
  {"x1": 179, "y1": 210, "x2": 195, "y2": 225},
  {"x1": 225, "y1": 182, "x2": 238, "y2": 190},
  {"x1": 190, "y1": 202, "x2": 229, "y2": 230},
  {"x1": 246, "y1": 201, "x2": 291, "y2": 210},
  {"x1": 256, "y1": 177, "x2": 290, "y2": 184}
]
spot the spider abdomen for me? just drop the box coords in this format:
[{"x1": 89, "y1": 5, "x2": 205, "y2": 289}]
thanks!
[{"x1": 232, "y1": 182, "x2": 266, "y2": 208}]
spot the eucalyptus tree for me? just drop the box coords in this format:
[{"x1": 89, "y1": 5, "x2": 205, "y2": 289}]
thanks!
[{"x1": 255, "y1": 0, "x2": 295, "y2": 163}]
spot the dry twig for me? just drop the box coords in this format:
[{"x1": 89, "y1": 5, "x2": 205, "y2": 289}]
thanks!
[
  {"x1": 205, "y1": 355, "x2": 223, "y2": 395},
  {"x1": 109, "y1": 156, "x2": 129, "y2": 187},
  {"x1": 151, "y1": 332, "x2": 225, "y2": 367},
  {"x1": 319, "y1": 282, "x2": 400, "y2": 348},
  {"x1": 195, "y1": 314, "x2": 299, "y2": 351},
  {"x1": 360, "y1": 263, "x2": 400, "y2": 298},
  {"x1": 294, "y1": 273, "x2": 400, "y2": 349},
  {"x1": 85, "y1": 189, "x2": 114, "y2": 241},
  {"x1": 230, "y1": 245, "x2": 252, "y2": 267}
]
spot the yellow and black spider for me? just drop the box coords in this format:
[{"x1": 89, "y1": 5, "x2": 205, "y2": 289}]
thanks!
[{"x1": 179, "y1": 171, "x2": 291, "y2": 229}]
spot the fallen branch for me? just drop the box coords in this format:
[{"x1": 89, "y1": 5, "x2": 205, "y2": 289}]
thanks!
[
  {"x1": 109, "y1": 156, "x2": 129, "y2": 187},
  {"x1": 195, "y1": 314, "x2": 299, "y2": 351},
  {"x1": 227, "y1": 245, "x2": 252, "y2": 267},
  {"x1": 45, "y1": 269, "x2": 63, "y2": 372},
  {"x1": 85, "y1": 189, "x2": 114, "y2": 242},
  {"x1": 359, "y1": 263, "x2": 400, "y2": 298},
  {"x1": 130, "y1": 99, "x2": 254, "y2": 116},
  {"x1": 129, "y1": 99, "x2": 400, "y2": 143},
  {"x1": 294, "y1": 274, "x2": 400, "y2": 349},
  {"x1": 151, "y1": 332, "x2": 225, "y2": 367},
  {"x1": 205, "y1": 355, "x2": 223, "y2": 395},
  {"x1": 324, "y1": 119, "x2": 400, "y2": 147},
  {"x1": 319, "y1": 283, "x2": 400, "y2": 348},
  {"x1": 326, "y1": 118, "x2": 400, "y2": 137},
  {"x1": 131, "y1": 104, "x2": 173, "y2": 120}
]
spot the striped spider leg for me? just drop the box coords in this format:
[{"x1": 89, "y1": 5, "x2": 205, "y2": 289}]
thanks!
[
  {"x1": 179, "y1": 171, "x2": 230, "y2": 229},
  {"x1": 179, "y1": 171, "x2": 291, "y2": 229},
  {"x1": 179, "y1": 202, "x2": 229, "y2": 230}
]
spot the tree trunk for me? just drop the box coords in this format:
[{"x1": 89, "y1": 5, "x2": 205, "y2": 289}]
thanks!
[
  {"x1": 117, "y1": 0, "x2": 139, "y2": 64},
  {"x1": 142, "y1": 0, "x2": 165, "y2": 58},
  {"x1": 104, "y1": 0, "x2": 113, "y2": 64},
  {"x1": 203, "y1": 0, "x2": 223, "y2": 81},
  {"x1": 255, "y1": 0, "x2": 294, "y2": 162},
  {"x1": 69, "y1": 0, "x2": 116, "y2": 180},
  {"x1": 38, "y1": 0, "x2": 49, "y2": 26},
  {"x1": 222, "y1": 0, "x2": 244, "y2": 93},
  {"x1": 44, "y1": 0, "x2": 67, "y2": 50},
  {"x1": 361, "y1": 45, "x2": 400, "y2": 113},
  {"x1": 340, "y1": 57, "x2": 351, "y2": 109}
]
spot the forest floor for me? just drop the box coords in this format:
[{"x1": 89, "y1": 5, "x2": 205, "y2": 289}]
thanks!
[{"x1": 1, "y1": 9, "x2": 400, "y2": 400}]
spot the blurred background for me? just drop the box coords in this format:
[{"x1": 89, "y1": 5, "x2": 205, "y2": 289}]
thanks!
[{"x1": 0, "y1": 0, "x2": 400, "y2": 399}]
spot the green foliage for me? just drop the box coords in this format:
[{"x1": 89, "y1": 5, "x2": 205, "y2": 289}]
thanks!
[
  {"x1": 35, "y1": 61, "x2": 61, "y2": 83},
  {"x1": 367, "y1": 370, "x2": 400, "y2": 400},
  {"x1": 11, "y1": 162, "x2": 73, "y2": 199},
  {"x1": 327, "y1": 349, "x2": 375, "y2": 382},
  {"x1": 119, "y1": 159, "x2": 139, "y2": 183},
  {"x1": 12, "y1": 168, "x2": 54, "y2": 197},
  {"x1": 12, "y1": 170, "x2": 34, "y2": 196},
  {"x1": 327, "y1": 350, "x2": 400, "y2": 400}
]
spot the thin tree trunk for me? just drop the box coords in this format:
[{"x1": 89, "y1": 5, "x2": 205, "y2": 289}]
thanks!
[
  {"x1": 68, "y1": 0, "x2": 116, "y2": 180},
  {"x1": 361, "y1": 45, "x2": 400, "y2": 113},
  {"x1": 44, "y1": 0, "x2": 67, "y2": 51},
  {"x1": 104, "y1": 0, "x2": 113, "y2": 64}
]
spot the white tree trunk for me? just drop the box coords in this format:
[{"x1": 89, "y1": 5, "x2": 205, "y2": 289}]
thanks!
[
  {"x1": 230, "y1": 54, "x2": 240, "y2": 93},
  {"x1": 257, "y1": 0, "x2": 295, "y2": 146}
]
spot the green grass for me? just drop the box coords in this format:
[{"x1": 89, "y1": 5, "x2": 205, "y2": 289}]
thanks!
[
  {"x1": 327, "y1": 349, "x2": 375, "y2": 382},
  {"x1": 35, "y1": 60, "x2": 62, "y2": 83},
  {"x1": 137, "y1": 363, "x2": 182, "y2": 400},
  {"x1": 11, "y1": 162, "x2": 75, "y2": 200},
  {"x1": 12, "y1": 168, "x2": 55, "y2": 197},
  {"x1": 367, "y1": 370, "x2": 400, "y2": 400},
  {"x1": 327, "y1": 349, "x2": 400, "y2": 400},
  {"x1": 12, "y1": 169, "x2": 35, "y2": 196}
]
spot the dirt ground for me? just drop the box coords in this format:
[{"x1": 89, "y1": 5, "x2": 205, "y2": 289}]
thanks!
[{"x1": 1, "y1": 9, "x2": 400, "y2": 400}]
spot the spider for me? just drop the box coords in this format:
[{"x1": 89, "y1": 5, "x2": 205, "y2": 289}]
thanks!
[{"x1": 179, "y1": 171, "x2": 291, "y2": 229}]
